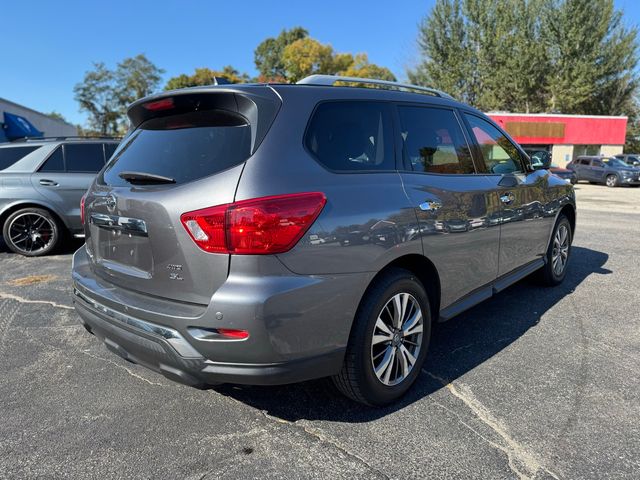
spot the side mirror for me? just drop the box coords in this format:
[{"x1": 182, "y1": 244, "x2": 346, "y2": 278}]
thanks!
[{"x1": 529, "y1": 151, "x2": 551, "y2": 170}]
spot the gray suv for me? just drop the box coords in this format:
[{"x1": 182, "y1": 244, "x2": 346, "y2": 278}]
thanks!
[
  {"x1": 0, "y1": 137, "x2": 119, "y2": 255},
  {"x1": 567, "y1": 155, "x2": 640, "y2": 187},
  {"x1": 72, "y1": 76, "x2": 576, "y2": 405}
]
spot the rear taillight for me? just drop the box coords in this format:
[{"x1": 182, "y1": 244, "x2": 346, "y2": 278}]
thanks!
[
  {"x1": 80, "y1": 194, "x2": 87, "y2": 224},
  {"x1": 180, "y1": 192, "x2": 326, "y2": 255}
]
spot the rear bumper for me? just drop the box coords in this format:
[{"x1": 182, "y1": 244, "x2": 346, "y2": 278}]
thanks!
[{"x1": 72, "y1": 246, "x2": 369, "y2": 387}]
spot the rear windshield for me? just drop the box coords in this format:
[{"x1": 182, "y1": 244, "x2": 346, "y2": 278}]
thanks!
[
  {"x1": 99, "y1": 109, "x2": 251, "y2": 186},
  {"x1": 0, "y1": 146, "x2": 41, "y2": 170}
]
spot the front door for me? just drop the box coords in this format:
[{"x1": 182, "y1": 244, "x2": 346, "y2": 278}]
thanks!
[{"x1": 462, "y1": 113, "x2": 552, "y2": 277}]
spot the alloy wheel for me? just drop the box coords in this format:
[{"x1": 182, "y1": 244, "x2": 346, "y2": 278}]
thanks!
[
  {"x1": 8, "y1": 213, "x2": 55, "y2": 255},
  {"x1": 551, "y1": 224, "x2": 570, "y2": 276},
  {"x1": 370, "y1": 292, "x2": 424, "y2": 386},
  {"x1": 606, "y1": 175, "x2": 617, "y2": 187}
]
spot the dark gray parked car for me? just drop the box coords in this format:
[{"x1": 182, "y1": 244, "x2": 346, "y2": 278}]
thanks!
[
  {"x1": 0, "y1": 137, "x2": 120, "y2": 256},
  {"x1": 72, "y1": 75, "x2": 576, "y2": 405},
  {"x1": 567, "y1": 155, "x2": 640, "y2": 187}
]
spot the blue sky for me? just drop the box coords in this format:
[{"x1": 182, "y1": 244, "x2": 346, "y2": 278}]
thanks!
[{"x1": 1, "y1": 0, "x2": 638, "y2": 126}]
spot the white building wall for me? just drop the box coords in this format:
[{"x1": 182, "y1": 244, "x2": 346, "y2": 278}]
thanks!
[
  {"x1": 600, "y1": 145, "x2": 624, "y2": 156},
  {"x1": 0, "y1": 98, "x2": 77, "y2": 137}
]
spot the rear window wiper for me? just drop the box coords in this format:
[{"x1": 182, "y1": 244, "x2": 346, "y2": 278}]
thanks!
[{"x1": 118, "y1": 171, "x2": 176, "y2": 185}]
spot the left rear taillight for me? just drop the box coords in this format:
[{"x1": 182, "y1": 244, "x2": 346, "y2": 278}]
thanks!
[
  {"x1": 180, "y1": 192, "x2": 326, "y2": 255},
  {"x1": 80, "y1": 193, "x2": 87, "y2": 224}
]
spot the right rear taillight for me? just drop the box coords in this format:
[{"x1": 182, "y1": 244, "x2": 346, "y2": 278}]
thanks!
[
  {"x1": 80, "y1": 194, "x2": 87, "y2": 224},
  {"x1": 180, "y1": 192, "x2": 326, "y2": 255}
]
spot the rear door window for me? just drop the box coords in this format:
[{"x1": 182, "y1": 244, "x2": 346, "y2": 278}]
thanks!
[
  {"x1": 104, "y1": 143, "x2": 118, "y2": 161},
  {"x1": 305, "y1": 101, "x2": 394, "y2": 171},
  {"x1": 39, "y1": 146, "x2": 65, "y2": 172},
  {"x1": 100, "y1": 109, "x2": 252, "y2": 186},
  {"x1": 0, "y1": 146, "x2": 40, "y2": 170},
  {"x1": 464, "y1": 114, "x2": 525, "y2": 174},
  {"x1": 64, "y1": 144, "x2": 106, "y2": 173},
  {"x1": 398, "y1": 106, "x2": 475, "y2": 174}
]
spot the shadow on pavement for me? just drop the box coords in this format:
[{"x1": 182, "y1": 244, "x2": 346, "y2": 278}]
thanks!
[{"x1": 215, "y1": 246, "x2": 611, "y2": 422}]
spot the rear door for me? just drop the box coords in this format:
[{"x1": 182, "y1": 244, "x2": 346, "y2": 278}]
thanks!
[
  {"x1": 462, "y1": 112, "x2": 551, "y2": 277},
  {"x1": 590, "y1": 159, "x2": 606, "y2": 182},
  {"x1": 83, "y1": 89, "x2": 280, "y2": 305},
  {"x1": 31, "y1": 143, "x2": 106, "y2": 231},
  {"x1": 396, "y1": 104, "x2": 501, "y2": 308}
]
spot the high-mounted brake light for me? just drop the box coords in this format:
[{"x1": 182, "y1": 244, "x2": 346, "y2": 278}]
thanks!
[
  {"x1": 80, "y1": 194, "x2": 87, "y2": 224},
  {"x1": 180, "y1": 192, "x2": 326, "y2": 255},
  {"x1": 142, "y1": 98, "x2": 174, "y2": 111}
]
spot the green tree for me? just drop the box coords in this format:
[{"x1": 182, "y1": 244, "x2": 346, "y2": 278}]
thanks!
[
  {"x1": 165, "y1": 65, "x2": 250, "y2": 90},
  {"x1": 254, "y1": 27, "x2": 308, "y2": 81},
  {"x1": 73, "y1": 62, "x2": 120, "y2": 135},
  {"x1": 545, "y1": 0, "x2": 638, "y2": 115},
  {"x1": 408, "y1": 0, "x2": 472, "y2": 103},
  {"x1": 75, "y1": 55, "x2": 164, "y2": 135},
  {"x1": 165, "y1": 66, "x2": 249, "y2": 90},
  {"x1": 337, "y1": 54, "x2": 396, "y2": 81},
  {"x1": 115, "y1": 54, "x2": 164, "y2": 107},
  {"x1": 409, "y1": 0, "x2": 638, "y2": 116}
]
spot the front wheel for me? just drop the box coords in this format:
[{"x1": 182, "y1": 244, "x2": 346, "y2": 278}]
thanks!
[
  {"x1": 605, "y1": 174, "x2": 619, "y2": 187},
  {"x1": 2, "y1": 208, "x2": 62, "y2": 256},
  {"x1": 536, "y1": 215, "x2": 572, "y2": 286},
  {"x1": 333, "y1": 268, "x2": 431, "y2": 406}
]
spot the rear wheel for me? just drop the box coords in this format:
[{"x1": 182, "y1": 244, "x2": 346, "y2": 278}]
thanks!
[
  {"x1": 605, "y1": 174, "x2": 619, "y2": 187},
  {"x1": 2, "y1": 208, "x2": 62, "y2": 256},
  {"x1": 536, "y1": 215, "x2": 572, "y2": 286},
  {"x1": 333, "y1": 268, "x2": 431, "y2": 406}
]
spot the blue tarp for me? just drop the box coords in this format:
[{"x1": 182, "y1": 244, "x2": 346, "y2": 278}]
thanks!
[{"x1": 2, "y1": 112, "x2": 43, "y2": 140}]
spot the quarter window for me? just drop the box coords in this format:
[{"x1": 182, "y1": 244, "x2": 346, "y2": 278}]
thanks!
[
  {"x1": 398, "y1": 106, "x2": 475, "y2": 174},
  {"x1": 464, "y1": 114, "x2": 524, "y2": 174},
  {"x1": 0, "y1": 146, "x2": 40, "y2": 170},
  {"x1": 305, "y1": 101, "x2": 394, "y2": 171}
]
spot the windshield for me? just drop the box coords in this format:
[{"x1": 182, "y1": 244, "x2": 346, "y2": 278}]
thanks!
[{"x1": 603, "y1": 158, "x2": 629, "y2": 168}]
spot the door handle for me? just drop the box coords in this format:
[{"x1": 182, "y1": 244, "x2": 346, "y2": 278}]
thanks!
[
  {"x1": 500, "y1": 192, "x2": 515, "y2": 205},
  {"x1": 419, "y1": 200, "x2": 442, "y2": 211},
  {"x1": 39, "y1": 179, "x2": 59, "y2": 187}
]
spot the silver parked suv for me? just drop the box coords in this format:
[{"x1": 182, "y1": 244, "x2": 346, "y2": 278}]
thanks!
[
  {"x1": 0, "y1": 137, "x2": 120, "y2": 256},
  {"x1": 72, "y1": 76, "x2": 576, "y2": 405}
]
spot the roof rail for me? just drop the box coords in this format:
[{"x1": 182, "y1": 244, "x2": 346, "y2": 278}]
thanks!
[
  {"x1": 10, "y1": 135, "x2": 121, "y2": 143},
  {"x1": 296, "y1": 75, "x2": 454, "y2": 100}
]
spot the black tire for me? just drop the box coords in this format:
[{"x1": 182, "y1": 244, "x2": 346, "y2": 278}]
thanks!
[
  {"x1": 605, "y1": 174, "x2": 619, "y2": 188},
  {"x1": 332, "y1": 268, "x2": 432, "y2": 406},
  {"x1": 536, "y1": 215, "x2": 572, "y2": 287},
  {"x1": 2, "y1": 207, "x2": 62, "y2": 257}
]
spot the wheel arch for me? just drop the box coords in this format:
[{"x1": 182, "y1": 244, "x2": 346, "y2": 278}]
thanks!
[
  {"x1": 0, "y1": 201, "x2": 68, "y2": 233},
  {"x1": 360, "y1": 254, "x2": 442, "y2": 322},
  {"x1": 559, "y1": 204, "x2": 576, "y2": 235}
]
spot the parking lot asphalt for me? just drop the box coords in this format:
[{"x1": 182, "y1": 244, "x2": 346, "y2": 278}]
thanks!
[{"x1": 0, "y1": 183, "x2": 638, "y2": 479}]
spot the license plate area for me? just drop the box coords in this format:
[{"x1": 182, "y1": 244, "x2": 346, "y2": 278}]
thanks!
[{"x1": 90, "y1": 214, "x2": 153, "y2": 278}]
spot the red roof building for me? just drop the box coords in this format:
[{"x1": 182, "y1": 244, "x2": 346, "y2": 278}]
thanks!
[{"x1": 487, "y1": 113, "x2": 628, "y2": 167}]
